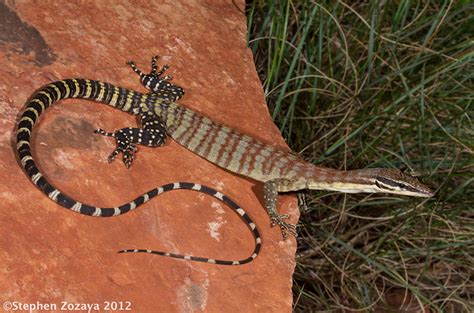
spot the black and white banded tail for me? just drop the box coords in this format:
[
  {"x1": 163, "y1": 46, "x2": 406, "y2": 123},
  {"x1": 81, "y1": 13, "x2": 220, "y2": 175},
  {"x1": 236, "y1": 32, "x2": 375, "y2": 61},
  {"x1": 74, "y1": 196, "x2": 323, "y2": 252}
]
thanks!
[
  {"x1": 119, "y1": 182, "x2": 261, "y2": 265},
  {"x1": 16, "y1": 79, "x2": 261, "y2": 265}
]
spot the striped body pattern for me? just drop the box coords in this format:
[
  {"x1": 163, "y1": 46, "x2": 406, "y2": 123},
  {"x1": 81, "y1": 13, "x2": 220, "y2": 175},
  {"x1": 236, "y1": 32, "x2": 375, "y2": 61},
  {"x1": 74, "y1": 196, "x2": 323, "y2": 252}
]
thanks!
[
  {"x1": 156, "y1": 101, "x2": 327, "y2": 182},
  {"x1": 16, "y1": 56, "x2": 434, "y2": 263}
]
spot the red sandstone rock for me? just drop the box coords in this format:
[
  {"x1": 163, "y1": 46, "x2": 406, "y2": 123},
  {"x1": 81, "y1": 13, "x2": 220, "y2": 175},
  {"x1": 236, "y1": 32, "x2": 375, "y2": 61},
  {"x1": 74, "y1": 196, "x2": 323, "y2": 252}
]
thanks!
[{"x1": 0, "y1": 1, "x2": 297, "y2": 312}]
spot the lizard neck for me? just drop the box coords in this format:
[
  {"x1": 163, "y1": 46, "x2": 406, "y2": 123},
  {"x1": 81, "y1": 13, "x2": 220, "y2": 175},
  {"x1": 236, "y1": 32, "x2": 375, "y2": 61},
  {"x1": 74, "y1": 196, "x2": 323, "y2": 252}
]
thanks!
[{"x1": 294, "y1": 166, "x2": 380, "y2": 193}]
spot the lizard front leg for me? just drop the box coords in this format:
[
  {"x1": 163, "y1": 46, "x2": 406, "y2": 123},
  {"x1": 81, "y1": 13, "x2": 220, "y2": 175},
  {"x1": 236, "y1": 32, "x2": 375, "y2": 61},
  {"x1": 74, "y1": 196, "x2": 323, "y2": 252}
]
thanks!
[
  {"x1": 263, "y1": 179, "x2": 298, "y2": 239},
  {"x1": 95, "y1": 112, "x2": 167, "y2": 168}
]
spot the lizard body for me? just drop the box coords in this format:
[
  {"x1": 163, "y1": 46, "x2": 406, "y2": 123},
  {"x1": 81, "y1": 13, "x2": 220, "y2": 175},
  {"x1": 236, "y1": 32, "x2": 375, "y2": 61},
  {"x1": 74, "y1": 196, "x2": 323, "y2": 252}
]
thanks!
[{"x1": 16, "y1": 56, "x2": 433, "y2": 265}]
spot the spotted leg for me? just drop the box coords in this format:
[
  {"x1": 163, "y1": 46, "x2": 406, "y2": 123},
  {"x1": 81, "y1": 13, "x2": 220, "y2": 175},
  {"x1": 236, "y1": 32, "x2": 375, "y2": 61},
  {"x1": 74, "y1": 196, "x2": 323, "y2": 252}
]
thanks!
[
  {"x1": 127, "y1": 55, "x2": 185, "y2": 102},
  {"x1": 150, "y1": 55, "x2": 170, "y2": 77},
  {"x1": 127, "y1": 57, "x2": 172, "y2": 84},
  {"x1": 95, "y1": 113, "x2": 167, "y2": 168},
  {"x1": 263, "y1": 179, "x2": 298, "y2": 239}
]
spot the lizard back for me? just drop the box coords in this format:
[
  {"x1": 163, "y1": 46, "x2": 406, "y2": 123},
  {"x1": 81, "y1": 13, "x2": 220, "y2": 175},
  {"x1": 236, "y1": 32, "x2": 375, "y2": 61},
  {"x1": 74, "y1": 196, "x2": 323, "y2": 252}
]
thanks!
[{"x1": 154, "y1": 102, "x2": 315, "y2": 183}]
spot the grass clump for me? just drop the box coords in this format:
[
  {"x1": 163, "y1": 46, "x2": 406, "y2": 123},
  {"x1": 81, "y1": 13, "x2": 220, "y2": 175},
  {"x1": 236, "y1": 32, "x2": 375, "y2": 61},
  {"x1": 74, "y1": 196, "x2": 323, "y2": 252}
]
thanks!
[{"x1": 246, "y1": 1, "x2": 473, "y2": 312}]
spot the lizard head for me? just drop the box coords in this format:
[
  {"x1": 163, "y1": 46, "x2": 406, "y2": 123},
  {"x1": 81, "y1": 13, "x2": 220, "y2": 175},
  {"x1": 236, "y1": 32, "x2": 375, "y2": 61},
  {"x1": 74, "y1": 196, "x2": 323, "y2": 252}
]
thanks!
[{"x1": 353, "y1": 168, "x2": 434, "y2": 197}]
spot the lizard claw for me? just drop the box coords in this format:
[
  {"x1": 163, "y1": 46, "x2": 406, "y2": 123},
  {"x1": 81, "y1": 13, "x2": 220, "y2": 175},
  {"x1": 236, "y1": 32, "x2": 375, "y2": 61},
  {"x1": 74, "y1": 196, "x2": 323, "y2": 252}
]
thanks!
[
  {"x1": 106, "y1": 148, "x2": 120, "y2": 163},
  {"x1": 94, "y1": 128, "x2": 138, "y2": 168},
  {"x1": 270, "y1": 213, "x2": 297, "y2": 239},
  {"x1": 122, "y1": 144, "x2": 137, "y2": 168}
]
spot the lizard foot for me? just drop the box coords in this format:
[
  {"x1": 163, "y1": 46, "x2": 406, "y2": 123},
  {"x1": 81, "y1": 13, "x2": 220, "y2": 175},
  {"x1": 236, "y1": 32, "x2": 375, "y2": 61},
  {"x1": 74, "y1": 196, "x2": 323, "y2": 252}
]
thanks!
[
  {"x1": 150, "y1": 55, "x2": 171, "y2": 77},
  {"x1": 127, "y1": 55, "x2": 184, "y2": 102},
  {"x1": 270, "y1": 213, "x2": 297, "y2": 240},
  {"x1": 94, "y1": 128, "x2": 138, "y2": 168}
]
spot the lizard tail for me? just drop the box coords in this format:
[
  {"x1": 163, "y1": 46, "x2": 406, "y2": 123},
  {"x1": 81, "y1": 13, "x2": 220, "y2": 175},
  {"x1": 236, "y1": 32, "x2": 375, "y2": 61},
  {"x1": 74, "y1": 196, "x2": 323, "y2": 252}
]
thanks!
[
  {"x1": 17, "y1": 79, "x2": 150, "y2": 217},
  {"x1": 16, "y1": 79, "x2": 261, "y2": 265},
  {"x1": 118, "y1": 182, "x2": 262, "y2": 266}
]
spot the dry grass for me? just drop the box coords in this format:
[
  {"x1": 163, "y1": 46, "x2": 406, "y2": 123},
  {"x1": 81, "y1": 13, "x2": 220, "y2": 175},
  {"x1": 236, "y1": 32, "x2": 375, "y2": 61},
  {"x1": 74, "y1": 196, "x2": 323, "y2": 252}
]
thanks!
[{"x1": 247, "y1": 1, "x2": 473, "y2": 312}]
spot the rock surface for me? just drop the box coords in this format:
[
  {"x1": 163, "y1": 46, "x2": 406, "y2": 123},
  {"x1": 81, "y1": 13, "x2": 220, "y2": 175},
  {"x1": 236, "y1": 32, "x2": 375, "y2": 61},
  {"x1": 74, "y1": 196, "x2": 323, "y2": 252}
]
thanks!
[{"x1": 0, "y1": 1, "x2": 297, "y2": 312}]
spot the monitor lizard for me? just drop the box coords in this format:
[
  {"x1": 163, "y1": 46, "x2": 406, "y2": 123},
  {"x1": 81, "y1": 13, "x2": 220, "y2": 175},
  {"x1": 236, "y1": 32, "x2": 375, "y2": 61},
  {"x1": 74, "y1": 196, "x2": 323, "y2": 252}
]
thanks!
[{"x1": 16, "y1": 56, "x2": 434, "y2": 265}]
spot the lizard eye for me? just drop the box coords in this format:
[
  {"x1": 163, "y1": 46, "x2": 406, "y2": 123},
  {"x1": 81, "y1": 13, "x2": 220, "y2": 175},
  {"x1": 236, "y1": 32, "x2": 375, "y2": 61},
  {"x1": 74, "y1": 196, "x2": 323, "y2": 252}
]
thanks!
[
  {"x1": 375, "y1": 176, "x2": 417, "y2": 193},
  {"x1": 376, "y1": 176, "x2": 404, "y2": 189}
]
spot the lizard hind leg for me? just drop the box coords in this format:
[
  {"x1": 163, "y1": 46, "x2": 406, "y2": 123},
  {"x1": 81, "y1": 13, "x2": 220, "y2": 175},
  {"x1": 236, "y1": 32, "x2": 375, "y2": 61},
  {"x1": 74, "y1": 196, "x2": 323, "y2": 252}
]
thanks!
[
  {"x1": 127, "y1": 55, "x2": 184, "y2": 102},
  {"x1": 94, "y1": 128, "x2": 139, "y2": 168},
  {"x1": 94, "y1": 114, "x2": 167, "y2": 168},
  {"x1": 263, "y1": 179, "x2": 298, "y2": 239}
]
